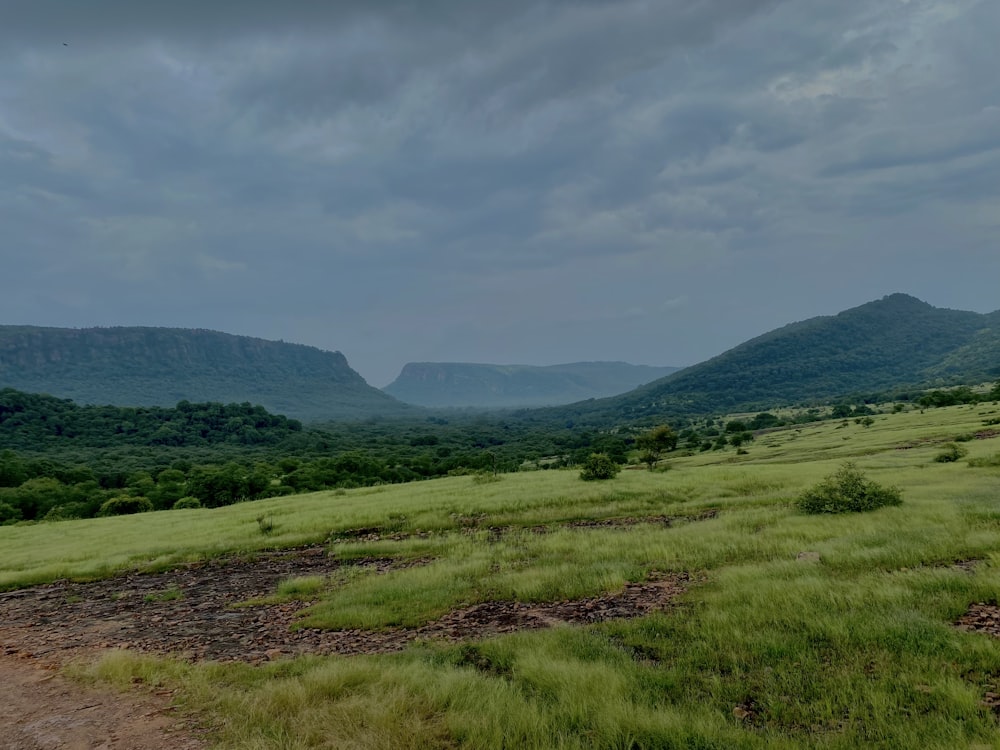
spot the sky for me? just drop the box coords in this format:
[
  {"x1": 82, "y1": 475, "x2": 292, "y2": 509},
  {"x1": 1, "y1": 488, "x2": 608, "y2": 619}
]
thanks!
[{"x1": 2, "y1": 1, "x2": 998, "y2": 387}]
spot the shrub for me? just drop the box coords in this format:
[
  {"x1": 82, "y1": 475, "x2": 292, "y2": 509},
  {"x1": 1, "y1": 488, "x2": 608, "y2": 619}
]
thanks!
[
  {"x1": 43, "y1": 502, "x2": 89, "y2": 521},
  {"x1": 579, "y1": 453, "x2": 620, "y2": 481},
  {"x1": 968, "y1": 453, "x2": 1000, "y2": 468},
  {"x1": 172, "y1": 496, "x2": 201, "y2": 510},
  {"x1": 472, "y1": 471, "x2": 503, "y2": 485},
  {"x1": 0, "y1": 501, "x2": 21, "y2": 525},
  {"x1": 797, "y1": 463, "x2": 902, "y2": 514},
  {"x1": 256, "y1": 514, "x2": 276, "y2": 535},
  {"x1": 98, "y1": 495, "x2": 154, "y2": 516},
  {"x1": 934, "y1": 443, "x2": 968, "y2": 463}
]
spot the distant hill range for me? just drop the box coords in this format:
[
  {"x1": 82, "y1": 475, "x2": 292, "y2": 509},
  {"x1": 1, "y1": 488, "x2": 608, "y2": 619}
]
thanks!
[
  {"x1": 4, "y1": 294, "x2": 997, "y2": 426},
  {"x1": 554, "y1": 293, "x2": 1000, "y2": 423},
  {"x1": 0, "y1": 326, "x2": 407, "y2": 422},
  {"x1": 383, "y1": 361, "x2": 681, "y2": 408}
]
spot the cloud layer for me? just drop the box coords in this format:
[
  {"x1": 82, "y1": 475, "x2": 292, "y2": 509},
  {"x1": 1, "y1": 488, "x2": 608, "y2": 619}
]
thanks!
[{"x1": 2, "y1": 0, "x2": 998, "y2": 385}]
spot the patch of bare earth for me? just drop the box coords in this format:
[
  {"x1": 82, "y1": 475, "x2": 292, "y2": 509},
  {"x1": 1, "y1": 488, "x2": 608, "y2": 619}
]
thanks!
[
  {"x1": 0, "y1": 656, "x2": 207, "y2": 750},
  {"x1": 0, "y1": 537, "x2": 692, "y2": 747},
  {"x1": 952, "y1": 598, "x2": 1000, "y2": 715},
  {"x1": 1, "y1": 544, "x2": 690, "y2": 662}
]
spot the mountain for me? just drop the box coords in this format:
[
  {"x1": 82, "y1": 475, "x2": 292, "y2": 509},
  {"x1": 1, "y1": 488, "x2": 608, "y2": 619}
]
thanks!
[
  {"x1": 383, "y1": 361, "x2": 680, "y2": 408},
  {"x1": 549, "y1": 294, "x2": 1000, "y2": 423},
  {"x1": 0, "y1": 326, "x2": 409, "y2": 421}
]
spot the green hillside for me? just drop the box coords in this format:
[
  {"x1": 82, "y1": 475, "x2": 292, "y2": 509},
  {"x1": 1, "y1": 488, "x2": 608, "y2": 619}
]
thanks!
[
  {"x1": 545, "y1": 294, "x2": 1000, "y2": 424},
  {"x1": 5, "y1": 405, "x2": 1000, "y2": 748},
  {"x1": 0, "y1": 326, "x2": 408, "y2": 421},
  {"x1": 384, "y1": 361, "x2": 679, "y2": 408}
]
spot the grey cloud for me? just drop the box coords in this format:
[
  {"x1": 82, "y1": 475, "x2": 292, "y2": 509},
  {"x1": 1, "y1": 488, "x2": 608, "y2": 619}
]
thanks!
[
  {"x1": 822, "y1": 113, "x2": 1000, "y2": 177},
  {"x1": 1, "y1": 0, "x2": 998, "y2": 385}
]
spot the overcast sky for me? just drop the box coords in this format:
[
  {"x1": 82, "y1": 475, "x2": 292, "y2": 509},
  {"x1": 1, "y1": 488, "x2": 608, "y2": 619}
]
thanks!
[{"x1": 2, "y1": 1, "x2": 998, "y2": 386}]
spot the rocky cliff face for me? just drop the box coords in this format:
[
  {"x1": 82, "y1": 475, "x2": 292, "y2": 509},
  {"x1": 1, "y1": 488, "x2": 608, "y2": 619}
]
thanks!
[{"x1": 0, "y1": 326, "x2": 406, "y2": 421}]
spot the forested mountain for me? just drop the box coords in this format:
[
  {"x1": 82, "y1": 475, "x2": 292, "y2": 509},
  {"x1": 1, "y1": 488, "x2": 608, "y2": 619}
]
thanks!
[
  {"x1": 0, "y1": 326, "x2": 408, "y2": 421},
  {"x1": 384, "y1": 361, "x2": 680, "y2": 408},
  {"x1": 545, "y1": 294, "x2": 1000, "y2": 424}
]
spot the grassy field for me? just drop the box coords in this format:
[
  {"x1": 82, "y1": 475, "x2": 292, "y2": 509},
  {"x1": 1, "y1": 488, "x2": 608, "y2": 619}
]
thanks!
[{"x1": 5, "y1": 403, "x2": 1000, "y2": 748}]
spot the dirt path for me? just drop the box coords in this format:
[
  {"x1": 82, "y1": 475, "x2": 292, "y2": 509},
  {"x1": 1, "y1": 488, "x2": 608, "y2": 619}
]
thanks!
[{"x1": 0, "y1": 655, "x2": 206, "y2": 750}]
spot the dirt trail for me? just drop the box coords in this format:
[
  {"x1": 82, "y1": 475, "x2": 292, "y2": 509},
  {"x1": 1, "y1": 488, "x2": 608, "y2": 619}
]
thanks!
[{"x1": 0, "y1": 655, "x2": 206, "y2": 750}]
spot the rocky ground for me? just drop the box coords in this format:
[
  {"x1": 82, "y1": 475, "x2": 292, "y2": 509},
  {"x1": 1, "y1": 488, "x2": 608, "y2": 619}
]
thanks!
[
  {"x1": 2, "y1": 524, "x2": 990, "y2": 748},
  {"x1": 0, "y1": 539, "x2": 691, "y2": 748}
]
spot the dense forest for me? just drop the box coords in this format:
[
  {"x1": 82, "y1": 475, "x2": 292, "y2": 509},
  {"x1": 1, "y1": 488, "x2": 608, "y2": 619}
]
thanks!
[
  {"x1": 0, "y1": 388, "x2": 662, "y2": 523},
  {"x1": 9, "y1": 380, "x2": 987, "y2": 524}
]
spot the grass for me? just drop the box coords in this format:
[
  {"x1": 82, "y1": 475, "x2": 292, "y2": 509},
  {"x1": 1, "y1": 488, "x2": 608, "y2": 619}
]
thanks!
[
  {"x1": 10, "y1": 403, "x2": 1000, "y2": 748},
  {"x1": 144, "y1": 584, "x2": 184, "y2": 603}
]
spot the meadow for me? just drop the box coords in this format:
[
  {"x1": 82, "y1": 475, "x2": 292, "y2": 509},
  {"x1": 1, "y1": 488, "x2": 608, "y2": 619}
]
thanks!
[{"x1": 4, "y1": 403, "x2": 1000, "y2": 748}]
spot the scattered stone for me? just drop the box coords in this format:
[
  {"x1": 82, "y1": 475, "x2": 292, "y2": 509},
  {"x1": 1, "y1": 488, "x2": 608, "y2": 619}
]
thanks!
[
  {"x1": 951, "y1": 559, "x2": 983, "y2": 574},
  {"x1": 957, "y1": 602, "x2": 1000, "y2": 638},
  {"x1": 0, "y1": 544, "x2": 691, "y2": 665}
]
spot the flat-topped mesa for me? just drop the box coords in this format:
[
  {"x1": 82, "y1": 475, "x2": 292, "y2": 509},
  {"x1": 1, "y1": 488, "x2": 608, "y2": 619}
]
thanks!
[{"x1": 0, "y1": 326, "x2": 408, "y2": 421}]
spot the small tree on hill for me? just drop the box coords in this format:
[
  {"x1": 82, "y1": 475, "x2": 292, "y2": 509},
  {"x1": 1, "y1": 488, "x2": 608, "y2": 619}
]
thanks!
[
  {"x1": 580, "y1": 453, "x2": 620, "y2": 481},
  {"x1": 636, "y1": 425, "x2": 678, "y2": 471},
  {"x1": 98, "y1": 495, "x2": 154, "y2": 516}
]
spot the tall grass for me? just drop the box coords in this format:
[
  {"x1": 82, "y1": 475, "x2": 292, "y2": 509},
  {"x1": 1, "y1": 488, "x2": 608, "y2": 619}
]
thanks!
[{"x1": 13, "y1": 404, "x2": 1000, "y2": 748}]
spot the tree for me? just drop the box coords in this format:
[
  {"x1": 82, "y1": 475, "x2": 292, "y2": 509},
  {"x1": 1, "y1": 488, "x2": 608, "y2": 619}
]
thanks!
[
  {"x1": 6, "y1": 477, "x2": 67, "y2": 520},
  {"x1": 0, "y1": 450, "x2": 27, "y2": 487},
  {"x1": 748, "y1": 413, "x2": 780, "y2": 430},
  {"x1": 0, "y1": 499, "x2": 21, "y2": 524},
  {"x1": 830, "y1": 403, "x2": 853, "y2": 419},
  {"x1": 98, "y1": 495, "x2": 154, "y2": 516},
  {"x1": 635, "y1": 425, "x2": 678, "y2": 471},
  {"x1": 580, "y1": 453, "x2": 620, "y2": 481},
  {"x1": 153, "y1": 468, "x2": 188, "y2": 510}
]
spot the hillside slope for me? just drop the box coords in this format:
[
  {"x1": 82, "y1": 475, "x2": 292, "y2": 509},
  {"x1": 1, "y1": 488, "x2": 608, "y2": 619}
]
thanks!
[
  {"x1": 384, "y1": 361, "x2": 679, "y2": 408},
  {"x1": 545, "y1": 294, "x2": 1000, "y2": 423},
  {"x1": 0, "y1": 326, "x2": 408, "y2": 421}
]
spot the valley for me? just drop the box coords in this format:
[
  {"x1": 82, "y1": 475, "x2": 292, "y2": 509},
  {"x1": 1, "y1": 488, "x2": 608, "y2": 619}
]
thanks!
[{"x1": 3, "y1": 402, "x2": 1000, "y2": 748}]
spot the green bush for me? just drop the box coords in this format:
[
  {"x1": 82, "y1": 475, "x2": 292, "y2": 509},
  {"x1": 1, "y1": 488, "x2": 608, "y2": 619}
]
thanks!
[
  {"x1": 797, "y1": 463, "x2": 902, "y2": 514},
  {"x1": 172, "y1": 496, "x2": 202, "y2": 510},
  {"x1": 43, "y1": 503, "x2": 89, "y2": 521},
  {"x1": 472, "y1": 471, "x2": 503, "y2": 485},
  {"x1": 579, "y1": 453, "x2": 620, "y2": 481},
  {"x1": 968, "y1": 453, "x2": 1000, "y2": 468},
  {"x1": 98, "y1": 495, "x2": 154, "y2": 516},
  {"x1": 934, "y1": 443, "x2": 968, "y2": 463},
  {"x1": 0, "y1": 501, "x2": 21, "y2": 524}
]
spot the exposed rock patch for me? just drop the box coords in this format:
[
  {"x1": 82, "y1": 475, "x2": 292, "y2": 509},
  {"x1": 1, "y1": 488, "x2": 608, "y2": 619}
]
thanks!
[{"x1": 1, "y1": 545, "x2": 690, "y2": 666}]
